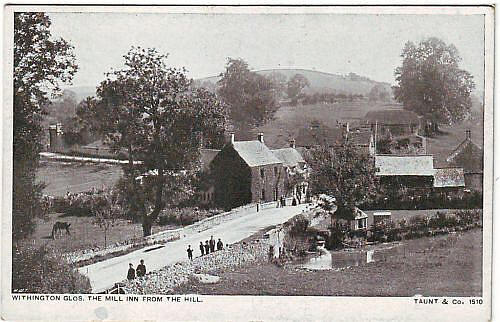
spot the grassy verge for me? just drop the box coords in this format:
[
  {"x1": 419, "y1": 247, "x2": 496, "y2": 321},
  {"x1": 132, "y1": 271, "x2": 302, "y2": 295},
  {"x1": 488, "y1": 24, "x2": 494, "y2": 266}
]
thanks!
[{"x1": 172, "y1": 228, "x2": 482, "y2": 296}]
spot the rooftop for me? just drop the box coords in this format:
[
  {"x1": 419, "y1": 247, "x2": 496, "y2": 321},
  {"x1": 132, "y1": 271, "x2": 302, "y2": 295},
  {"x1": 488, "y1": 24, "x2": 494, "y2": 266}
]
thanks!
[
  {"x1": 232, "y1": 140, "x2": 282, "y2": 167},
  {"x1": 446, "y1": 136, "x2": 483, "y2": 173},
  {"x1": 295, "y1": 124, "x2": 344, "y2": 147},
  {"x1": 347, "y1": 128, "x2": 373, "y2": 146},
  {"x1": 271, "y1": 148, "x2": 305, "y2": 167},
  {"x1": 433, "y1": 168, "x2": 465, "y2": 188},
  {"x1": 200, "y1": 148, "x2": 221, "y2": 170},
  {"x1": 375, "y1": 155, "x2": 435, "y2": 176}
]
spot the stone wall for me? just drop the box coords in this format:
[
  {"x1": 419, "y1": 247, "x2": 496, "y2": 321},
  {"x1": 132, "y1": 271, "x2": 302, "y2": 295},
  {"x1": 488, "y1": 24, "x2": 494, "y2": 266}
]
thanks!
[
  {"x1": 123, "y1": 240, "x2": 269, "y2": 294},
  {"x1": 67, "y1": 200, "x2": 285, "y2": 265}
]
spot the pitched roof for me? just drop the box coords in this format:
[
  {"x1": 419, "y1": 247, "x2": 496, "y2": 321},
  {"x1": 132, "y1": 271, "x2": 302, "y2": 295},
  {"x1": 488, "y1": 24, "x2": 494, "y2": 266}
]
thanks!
[
  {"x1": 365, "y1": 109, "x2": 421, "y2": 125},
  {"x1": 375, "y1": 155, "x2": 435, "y2": 176},
  {"x1": 232, "y1": 141, "x2": 282, "y2": 167},
  {"x1": 200, "y1": 148, "x2": 220, "y2": 170},
  {"x1": 347, "y1": 128, "x2": 373, "y2": 146},
  {"x1": 295, "y1": 125, "x2": 344, "y2": 147},
  {"x1": 271, "y1": 148, "x2": 305, "y2": 167},
  {"x1": 446, "y1": 138, "x2": 483, "y2": 173},
  {"x1": 433, "y1": 168, "x2": 465, "y2": 188}
]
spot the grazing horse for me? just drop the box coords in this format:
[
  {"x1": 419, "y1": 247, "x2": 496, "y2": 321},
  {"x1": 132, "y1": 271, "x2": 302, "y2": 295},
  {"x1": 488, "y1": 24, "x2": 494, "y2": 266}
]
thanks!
[{"x1": 51, "y1": 221, "x2": 71, "y2": 239}]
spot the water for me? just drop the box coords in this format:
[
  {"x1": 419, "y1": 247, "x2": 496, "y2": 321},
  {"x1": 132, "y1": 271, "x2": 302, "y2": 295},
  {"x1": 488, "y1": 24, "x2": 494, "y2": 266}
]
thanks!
[{"x1": 300, "y1": 243, "x2": 402, "y2": 270}]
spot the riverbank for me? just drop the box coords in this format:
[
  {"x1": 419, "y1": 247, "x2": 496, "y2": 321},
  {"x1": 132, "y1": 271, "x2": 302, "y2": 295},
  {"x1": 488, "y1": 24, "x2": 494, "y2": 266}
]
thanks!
[{"x1": 172, "y1": 228, "x2": 482, "y2": 296}]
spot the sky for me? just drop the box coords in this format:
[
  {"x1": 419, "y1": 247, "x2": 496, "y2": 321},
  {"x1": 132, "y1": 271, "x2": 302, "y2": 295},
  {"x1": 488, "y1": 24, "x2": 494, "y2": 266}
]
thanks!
[{"x1": 47, "y1": 11, "x2": 485, "y2": 93}]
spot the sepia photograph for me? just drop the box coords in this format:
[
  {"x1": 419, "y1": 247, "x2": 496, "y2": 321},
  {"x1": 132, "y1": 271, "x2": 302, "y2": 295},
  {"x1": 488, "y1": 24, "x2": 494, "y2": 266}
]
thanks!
[{"x1": 2, "y1": 4, "x2": 494, "y2": 321}]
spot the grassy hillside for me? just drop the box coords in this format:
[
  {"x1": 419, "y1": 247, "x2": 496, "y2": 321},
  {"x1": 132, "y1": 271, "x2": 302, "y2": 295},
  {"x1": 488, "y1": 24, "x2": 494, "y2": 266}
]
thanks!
[{"x1": 255, "y1": 99, "x2": 392, "y2": 148}]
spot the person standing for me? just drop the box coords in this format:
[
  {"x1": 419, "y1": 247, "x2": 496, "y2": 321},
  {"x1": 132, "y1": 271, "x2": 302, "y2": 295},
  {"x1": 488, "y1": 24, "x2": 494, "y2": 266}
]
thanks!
[
  {"x1": 204, "y1": 240, "x2": 210, "y2": 255},
  {"x1": 127, "y1": 263, "x2": 135, "y2": 280},
  {"x1": 136, "y1": 259, "x2": 146, "y2": 277},
  {"x1": 217, "y1": 238, "x2": 223, "y2": 251},
  {"x1": 199, "y1": 241, "x2": 205, "y2": 256},
  {"x1": 187, "y1": 245, "x2": 193, "y2": 260},
  {"x1": 209, "y1": 236, "x2": 216, "y2": 253}
]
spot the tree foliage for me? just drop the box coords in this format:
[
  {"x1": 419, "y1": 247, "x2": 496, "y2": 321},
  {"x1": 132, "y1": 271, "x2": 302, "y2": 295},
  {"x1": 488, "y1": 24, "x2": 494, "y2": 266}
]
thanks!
[
  {"x1": 80, "y1": 47, "x2": 227, "y2": 236},
  {"x1": 91, "y1": 190, "x2": 121, "y2": 248},
  {"x1": 307, "y1": 144, "x2": 378, "y2": 219},
  {"x1": 394, "y1": 37, "x2": 475, "y2": 125},
  {"x1": 13, "y1": 12, "x2": 77, "y2": 240},
  {"x1": 217, "y1": 58, "x2": 280, "y2": 137},
  {"x1": 286, "y1": 73, "x2": 310, "y2": 102}
]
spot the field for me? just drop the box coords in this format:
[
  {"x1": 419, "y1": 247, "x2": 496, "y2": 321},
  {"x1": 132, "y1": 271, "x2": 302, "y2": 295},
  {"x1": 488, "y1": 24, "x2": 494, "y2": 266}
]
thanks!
[
  {"x1": 23, "y1": 213, "x2": 178, "y2": 254},
  {"x1": 174, "y1": 228, "x2": 483, "y2": 296},
  {"x1": 257, "y1": 100, "x2": 392, "y2": 148},
  {"x1": 37, "y1": 160, "x2": 123, "y2": 196}
]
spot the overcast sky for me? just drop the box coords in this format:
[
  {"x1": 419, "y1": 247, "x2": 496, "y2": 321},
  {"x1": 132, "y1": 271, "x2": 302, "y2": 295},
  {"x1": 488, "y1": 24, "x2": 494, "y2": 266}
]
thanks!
[{"x1": 47, "y1": 12, "x2": 485, "y2": 92}]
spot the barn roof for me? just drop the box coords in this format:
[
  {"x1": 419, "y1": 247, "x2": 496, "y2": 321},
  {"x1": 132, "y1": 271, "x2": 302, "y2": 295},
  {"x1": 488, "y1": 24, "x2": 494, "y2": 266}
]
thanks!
[
  {"x1": 271, "y1": 148, "x2": 305, "y2": 167},
  {"x1": 446, "y1": 137, "x2": 483, "y2": 173},
  {"x1": 365, "y1": 109, "x2": 421, "y2": 125},
  {"x1": 433, "y1": 168, "x2": 465, "y2": 188},
  {"x1": 199, "y1": 148, "x2": 220, "y2": 170},
  {"x1": 295, "y1": 125, "x2": 344, "y2": 147},
  {"x1": 232, "y1": 141, "x2": 282, "y2": 167},
  {"x1": 375, "y1": 155, "x2": 435, "y2": 176},
  {"x1": 347, "y1": 128, "x2": 373, "y2": 146}
]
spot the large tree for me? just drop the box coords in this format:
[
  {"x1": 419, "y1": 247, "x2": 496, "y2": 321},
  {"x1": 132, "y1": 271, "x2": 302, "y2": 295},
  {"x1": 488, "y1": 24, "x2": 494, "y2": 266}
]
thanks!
[
  {"x1": 217, "y1": 58, "x2": 280, "y2": 138},
  {"x1": 83, "y1": 47, "x2": 227, "y2": 236},
  {"x1": 286, "y1": 73, "x2": 310, "y2": 103},
  {"x1": 13, "y1": 12, "x2": 77, "y2": 240},
  {"x1": 394, "y1": 37, "x2": 475, "y2": 127},
  {"x1": 307, "y1": 144, "x2": 378, "y2": 220}
]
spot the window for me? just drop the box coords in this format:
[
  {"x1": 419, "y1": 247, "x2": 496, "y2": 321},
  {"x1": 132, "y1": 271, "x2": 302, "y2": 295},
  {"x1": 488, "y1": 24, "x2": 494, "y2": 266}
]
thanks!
[
  {"x1": 260, "y1": 168, "x2": 265, "y2": 179},
  {"x1": 262, "y1": 189, "x2": 266, "y2": 200},
  {"x1": 274, "y1": 167, "x2": 278, "y2": 176}
]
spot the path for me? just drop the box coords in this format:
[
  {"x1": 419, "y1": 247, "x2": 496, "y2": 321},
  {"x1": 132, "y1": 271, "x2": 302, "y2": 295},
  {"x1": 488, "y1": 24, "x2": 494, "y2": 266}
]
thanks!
[
  {"x1": 79, "y1": 203, "x2": 311, "y2": 292},
  {"x1": 40, "y1": 152, "x2": 142, "y2": 165}
]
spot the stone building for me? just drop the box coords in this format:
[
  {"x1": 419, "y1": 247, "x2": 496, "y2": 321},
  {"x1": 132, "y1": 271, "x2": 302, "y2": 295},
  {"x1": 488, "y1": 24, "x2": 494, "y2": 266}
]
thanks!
[
  {"x1": 445, "y1": 130, "x2": 483, "y2": 192},
  {"x1": 209, "y1": 133, "x2": 286, "y2": 210},
  {"x1": 271, "y1": 139, "x2": 309, "y2": 203},
  {"x1": 364, "y1": 108, "x2": 421, "y2": 137}
]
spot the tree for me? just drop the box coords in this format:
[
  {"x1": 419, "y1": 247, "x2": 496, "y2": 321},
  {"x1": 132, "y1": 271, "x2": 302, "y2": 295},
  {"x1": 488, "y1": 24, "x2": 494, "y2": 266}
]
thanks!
[
  {"x1": 217, "y1": 58, "x2": 280, "y2": 138},
  {"x1": 266, "y1": 71, "x2": 288, "y2": 99},
  {"x1": 84, "y1": 47, "x2": 227, "y2": 236},
  {"x1": 394, "y1": 37, "x2": 475, "y2": 129},
  {"x1": 13, "y1": 12, "x2": 78, "y2": 240},
  {"x1": 91, "y1": 190, "x2": 121, "y2": 248},
  {"x1": 307, "y1": 144, "x2": 378, "y2": 220},
  {"x1": 286, "y1": 73, "x2": 310, "y2": 103},
  {"x1": 368, "y1": 84, "x2": 391, "y2": 102}
]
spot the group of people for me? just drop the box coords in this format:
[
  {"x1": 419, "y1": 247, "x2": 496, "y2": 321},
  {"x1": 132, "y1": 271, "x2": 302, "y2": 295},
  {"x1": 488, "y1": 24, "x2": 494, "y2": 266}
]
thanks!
[
  {"x1": 126, "y1": 236, "x2": 226, "y2": 279},
  {"x1": 127, "y1": 259, "x2": 146, "y2": 280},
  {"x1": 186, "y1": 235, "x2": 224, "y2": 260}
]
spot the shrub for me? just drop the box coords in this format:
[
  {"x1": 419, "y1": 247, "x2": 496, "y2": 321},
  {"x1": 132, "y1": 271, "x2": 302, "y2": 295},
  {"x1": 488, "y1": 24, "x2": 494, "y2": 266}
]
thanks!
[{"x1": 12, "y1": 244, "x2": 91, "y2": 293}]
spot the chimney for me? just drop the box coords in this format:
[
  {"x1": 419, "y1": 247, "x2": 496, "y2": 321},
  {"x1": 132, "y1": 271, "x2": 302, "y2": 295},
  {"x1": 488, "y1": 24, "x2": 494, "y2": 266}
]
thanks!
[
  {"x1": 346, "y1": 122, "x2": 350, "y2": 133},
  {"x1": 289, "y1": 138, "x2": 296, "y2": 149},
  {"x1": 230, "y1": 132, "x2": 235, "y2": 145},
  {"x1": 466, "y1": 129, "x2": 471, "y2": 140},
  {"x1": 257, "y1": 133, "x2": 264, "y2": 143}
]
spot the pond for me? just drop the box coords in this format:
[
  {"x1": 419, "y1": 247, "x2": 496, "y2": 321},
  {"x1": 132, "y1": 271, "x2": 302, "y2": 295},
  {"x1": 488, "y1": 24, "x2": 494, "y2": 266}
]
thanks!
[{"x1": 299, "y1": 243, "x2": 403, "y2": 271}]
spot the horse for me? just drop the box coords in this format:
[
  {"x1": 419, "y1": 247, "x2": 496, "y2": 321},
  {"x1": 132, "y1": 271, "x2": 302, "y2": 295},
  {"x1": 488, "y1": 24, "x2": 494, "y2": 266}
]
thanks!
[{"x1": 51, "y1": 221, "x2": 71, "y2": 239}]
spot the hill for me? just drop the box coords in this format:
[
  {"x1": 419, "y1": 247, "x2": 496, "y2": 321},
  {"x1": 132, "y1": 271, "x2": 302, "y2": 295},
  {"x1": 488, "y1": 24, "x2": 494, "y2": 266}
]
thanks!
[
  {"x1": 194, "y1": 68, "x2": 392, "y2": 96},
  {"x1": 61, "y1": 86, "x2": 97, "y2": 102}
]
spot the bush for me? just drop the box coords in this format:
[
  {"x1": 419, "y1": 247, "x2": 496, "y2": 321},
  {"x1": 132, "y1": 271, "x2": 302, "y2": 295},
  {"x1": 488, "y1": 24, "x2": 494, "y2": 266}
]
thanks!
[{"x1": 12, "y1": 244, "x2": 91, "y2": 293}]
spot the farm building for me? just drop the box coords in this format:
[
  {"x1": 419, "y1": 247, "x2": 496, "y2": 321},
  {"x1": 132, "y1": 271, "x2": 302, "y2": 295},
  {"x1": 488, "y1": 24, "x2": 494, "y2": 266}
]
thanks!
[
  {"x1": 346, "y1": 126, "x2": 375, "y2": 155},
  {"x1": 375, "y1": 154, "x2": 435, "y2": 189},
  {"x1": 364, "y1": 108, "x2": 421, "y2": 137},
  {"x1": 295, "y1": 121, "x2": 345, "y2": 148},
  {"x1": 445, "y1": 130, "x2": 483, "y2": 192}
]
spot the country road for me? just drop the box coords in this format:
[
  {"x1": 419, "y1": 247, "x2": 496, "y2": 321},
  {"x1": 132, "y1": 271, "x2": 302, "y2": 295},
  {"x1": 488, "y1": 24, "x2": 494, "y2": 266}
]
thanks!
[{"x1": 79, "y1": 203, "x2": 312, "y2": 293}]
